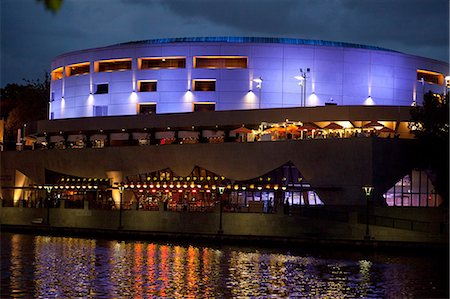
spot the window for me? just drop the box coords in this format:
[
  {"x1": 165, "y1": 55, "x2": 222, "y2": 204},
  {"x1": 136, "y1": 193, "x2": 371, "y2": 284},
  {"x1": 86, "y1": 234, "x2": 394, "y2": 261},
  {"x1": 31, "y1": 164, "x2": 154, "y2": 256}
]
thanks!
[
  {"x1": 193, "y1": 102, "x2": 215, "y2": 112},
  {"x1": 93, "y1": 106, "x2": 108, "y2": 117},
  {"x1": 66, "y1": 62, "x2": 90, "y2": 77},
  {"x1": 95, "y1": 59, "x2": 132, "y2": 72},
  {"x1": 417, "y1": 70, "x2": 444, "y2": 85},
  {"x1": 193, "y1": 79, "x2": 216, "y2": 91},
  {"x1": 138, "y1": 80, "x2": 157, "y2": 92},
  {"x1": 94, "y1": 83, "x2": 109, "y2": 94},
  {"x1": 139, "y1": 57, "x2": 186, "y2": 69},
  {"x1": 51, "y1": 67, "x2": 63, "y2": 81},
  {"x1": 138, "y1": 103, "x2": 157, "y2": 114},
  {"x1": 194, "y1": 56, "x2": 247, "y2": 69}
]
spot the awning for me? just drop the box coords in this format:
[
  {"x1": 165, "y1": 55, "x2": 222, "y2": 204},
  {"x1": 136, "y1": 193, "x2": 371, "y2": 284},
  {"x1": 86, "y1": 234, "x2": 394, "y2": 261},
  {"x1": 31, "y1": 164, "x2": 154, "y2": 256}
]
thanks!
[
  {"x1": 110, "y1": 133, "x2": 129, "y2": 141},
  {"x1": 35, "y1": 136, "x2": 47, "y2": 143},
  {"x1": 202, "y1": 130, "x2": 225, "y2": 138},
  {"x1": 90, "y1": 134, "x2": 108, "y2": 141},
  {"x1": 178, "y1": 131, "x2": 200, "y2": 139},
  {"x1": 67, "y1": 134, "x2": 86, "y2": 142},
  {"x1": 132, "y1": 132, "x2": 150, "y2": 140},
  {"x1": 323, "y1": 122, "x2": 343, "y2": 130},
  {"x1": 49, "y1": 135, "x2": 65, "y2": 143},
  {"x1": 230, "y1": 126, "x2": 252, "y2": 134},
  {"x1": 298, "y1": 123, "x2": 318, "y2": 130},
  {"x1": 155, "y1": 131, "x2": 175, "y2": 139},
  {"x1": 363, "y1": 120, "x2": 384, "y2": 129},
  {"x1": 378, "y1": 126, "x2": 395, "y2": 133}
]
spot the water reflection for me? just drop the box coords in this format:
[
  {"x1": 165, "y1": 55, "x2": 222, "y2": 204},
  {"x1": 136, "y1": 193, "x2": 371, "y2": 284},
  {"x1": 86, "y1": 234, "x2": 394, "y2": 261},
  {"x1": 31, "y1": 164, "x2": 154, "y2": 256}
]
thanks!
[{"x1": 1, "y1": 233, "x2": 447, "y2": 298}]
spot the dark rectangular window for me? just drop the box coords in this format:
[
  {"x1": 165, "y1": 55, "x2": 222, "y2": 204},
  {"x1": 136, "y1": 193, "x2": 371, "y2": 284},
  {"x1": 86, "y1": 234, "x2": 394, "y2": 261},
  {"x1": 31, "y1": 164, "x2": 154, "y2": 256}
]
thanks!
[
  {"x1": 138, "y1": 81, "x2": 157, "y2": 92},
  {"x1": 194, "y1": 56, "x2": 247, "y2": 69},
  {"x1": 93, "y1": 106, "x2": 108, "y2": 116},
  {"x1": 140, "y1": 57, "x2": 186, "y2": 69},
  {"x1": 95, "y1": 83, "x2": 109, "y2": 94},
  {"x1": 66, "y1": 62, "x2": 90, "y2": 77},
  {"x1": 417, "y1": 70, "x2": 444, "y2": 85},
  {"x1": 194, "y1": 103, "x2": 215, "y2": 112},
  {"x1": 97, "y1": 59, "x2": 132, "y2": 72},
  {"x1": 193, "y1": 80, "x2": 216, "y2": 91},
  {"x1": 138, "y1": 103, "x2": 157, "y2": 114}
]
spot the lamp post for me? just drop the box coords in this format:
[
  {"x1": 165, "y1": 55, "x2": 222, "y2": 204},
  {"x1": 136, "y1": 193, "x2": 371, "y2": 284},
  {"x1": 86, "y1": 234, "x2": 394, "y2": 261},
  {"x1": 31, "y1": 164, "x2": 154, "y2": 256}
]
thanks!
[
  {"x1": 43, "y1": 185, "x2": 54, "y2": 225},
  {"x1": 363, "y1": 186, "x2": 374, "y2": 240},
  {"x1": 253, "y1": 77, "x2": 263, "y2": 109},
  {"x1": 116, "y1": 183, "x2": 125, "y2": 230},
  {"x1": 445, "y1": 76, "x2": 450, "y2": 94},
  {"x1": 294, "y1": 68, "x2": 310, "y2": 107},
  {"x1": 218, "y1": 186, "x2": 225, "y2": 234}
]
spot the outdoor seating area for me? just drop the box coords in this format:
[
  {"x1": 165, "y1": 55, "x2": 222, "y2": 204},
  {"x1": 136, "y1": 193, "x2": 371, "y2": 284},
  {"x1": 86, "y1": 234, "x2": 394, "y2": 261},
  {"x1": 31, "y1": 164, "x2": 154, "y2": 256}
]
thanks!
[{"x1": 20, "y1": 119, "x2": 407, "y2": 151}]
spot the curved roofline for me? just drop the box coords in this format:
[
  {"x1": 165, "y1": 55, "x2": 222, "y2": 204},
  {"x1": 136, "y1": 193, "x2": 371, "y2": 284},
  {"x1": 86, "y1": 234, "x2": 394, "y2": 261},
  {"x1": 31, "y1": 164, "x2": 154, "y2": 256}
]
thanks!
[{"x1": 115, "y1": 36, "x2": 398, "y2": 52}]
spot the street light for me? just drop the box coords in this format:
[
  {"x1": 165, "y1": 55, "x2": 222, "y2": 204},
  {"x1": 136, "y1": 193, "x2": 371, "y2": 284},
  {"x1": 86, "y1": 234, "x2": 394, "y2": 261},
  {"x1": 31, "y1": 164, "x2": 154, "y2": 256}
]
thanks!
[
  {"x1": 218, "y1": 186, "x2": 225, "y2": 234},
  {"x1": 115, "y1": 182, "x2": 125, "y2": 229},
  {"x1": 294, "y1": 68, "x2": 310, "y2": 107},
  {"x1": 43, "y1": 185, "x2": 54, "y2": 225},
  {"x1": 253, "y1": 77, "x2": 263, "y2": 109},
  {"x1": 362, "y1": 186, "x2": 374, "y2": 240}
]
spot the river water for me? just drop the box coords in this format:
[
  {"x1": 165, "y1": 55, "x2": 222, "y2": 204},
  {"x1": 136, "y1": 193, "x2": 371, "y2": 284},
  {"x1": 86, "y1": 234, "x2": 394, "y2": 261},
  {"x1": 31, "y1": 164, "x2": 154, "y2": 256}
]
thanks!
[{"x1": 1, "y1": 232, "x2": 448, "y2": 298}]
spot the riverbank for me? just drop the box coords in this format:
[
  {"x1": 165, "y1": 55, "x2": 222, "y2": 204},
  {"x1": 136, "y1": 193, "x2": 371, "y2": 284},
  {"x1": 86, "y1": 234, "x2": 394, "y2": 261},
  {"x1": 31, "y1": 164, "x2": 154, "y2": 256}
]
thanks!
[{"x1": 1, "y1": 223, "x2": 447, "y2": 252}]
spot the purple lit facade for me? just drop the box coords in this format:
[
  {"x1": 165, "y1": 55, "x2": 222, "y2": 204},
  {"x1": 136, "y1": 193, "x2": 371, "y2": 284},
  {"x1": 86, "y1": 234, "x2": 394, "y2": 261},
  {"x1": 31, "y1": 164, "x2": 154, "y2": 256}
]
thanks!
[{"x1": 49, "y1": 37, "x2": 448, "y2": 119}]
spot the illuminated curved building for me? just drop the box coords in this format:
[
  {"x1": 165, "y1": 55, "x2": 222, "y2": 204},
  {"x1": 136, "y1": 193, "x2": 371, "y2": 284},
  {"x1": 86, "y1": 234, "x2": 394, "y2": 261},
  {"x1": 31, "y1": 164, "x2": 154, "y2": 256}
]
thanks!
[
  {"x1": 49, "y1": 37, "x2": 447, "y2": 119},
  {"x1": 1, "y1": 36, "x2": 448, "y2": 230}
]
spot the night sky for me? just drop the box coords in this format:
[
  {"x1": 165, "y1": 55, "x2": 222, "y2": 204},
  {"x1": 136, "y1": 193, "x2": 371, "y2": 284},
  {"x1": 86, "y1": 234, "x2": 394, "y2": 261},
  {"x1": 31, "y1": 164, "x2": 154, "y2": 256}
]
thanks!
[{"x1": 1, "y1": 0, "x2": 448, "y2": 87}]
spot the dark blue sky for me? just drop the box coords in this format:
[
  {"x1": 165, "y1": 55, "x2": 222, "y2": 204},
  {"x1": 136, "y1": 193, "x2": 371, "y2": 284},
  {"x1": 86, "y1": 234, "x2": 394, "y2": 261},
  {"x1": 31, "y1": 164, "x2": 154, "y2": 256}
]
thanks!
[{"x1": 1, "y1": 0, "x2": 448, "y2": 87}]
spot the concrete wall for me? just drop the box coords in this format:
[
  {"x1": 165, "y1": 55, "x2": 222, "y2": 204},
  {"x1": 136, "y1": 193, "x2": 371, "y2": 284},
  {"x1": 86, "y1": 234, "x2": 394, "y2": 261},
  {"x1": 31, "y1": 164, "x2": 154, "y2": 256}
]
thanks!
[
  {"x1": 1, "y1": 138, "x2": 418, "y2": 206},
  {"x1": 0, "y1": 204, "x2": 447, "y2": 244}
]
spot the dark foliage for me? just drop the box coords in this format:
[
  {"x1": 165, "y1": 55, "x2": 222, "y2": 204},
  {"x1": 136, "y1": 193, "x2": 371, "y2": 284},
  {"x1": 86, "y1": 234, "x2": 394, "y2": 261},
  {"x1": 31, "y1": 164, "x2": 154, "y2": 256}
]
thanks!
[
  {"x1": 409, "y1": 91, "x2": 449, "y2": 203},
  {"x1": 0, "y1": 74, "x2": 50, "y2": 145}
]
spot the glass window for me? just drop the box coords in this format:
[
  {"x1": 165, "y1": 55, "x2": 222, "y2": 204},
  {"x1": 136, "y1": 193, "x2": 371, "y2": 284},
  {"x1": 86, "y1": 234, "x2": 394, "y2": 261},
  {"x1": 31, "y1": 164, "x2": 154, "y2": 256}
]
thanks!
[
  {"x1": 193, "y1": 103, "x2": 215, "y2": 112},
  {"x1": 95, "y1": 84, "x2": 109, "y2": 94},
  {"x1": 384, "y1": 170, "x2": 443, "y2": 207},
  {"x1": 138, "y1": 103, "x2": 156, "y2": 115},
  {"x1": 193, "y1": 80, "x2": 216, "y2": 91},
  {"x1": 66, "y1": 62, "x2": 90, "y2": 77},
  {"x1": 138, "y1": 81, "x2": 157, "y2": 92},
  {"x1": 93, "y1": 106, "x2": 108, "y2": 116},
  {"x1": 139, "y1": 57, "x2": 186, "y2": 69},
  {"x1": 96, "y1": 59, "x2": 132, "y2": 72},
  {"x1": 194, "y1": 56, "x2": 247, "y2": 69},
  {"x1": 51, "y1": 67, "x2": 63, "y2": 81},
  {"x1": 417, "y1": 70, "x2": 444, "y2": 85}
]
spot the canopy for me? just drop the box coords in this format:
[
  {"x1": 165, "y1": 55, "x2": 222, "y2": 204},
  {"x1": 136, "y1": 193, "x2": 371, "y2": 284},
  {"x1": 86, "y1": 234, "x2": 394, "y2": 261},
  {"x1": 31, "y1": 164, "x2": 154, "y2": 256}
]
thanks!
[
  {"x1": 298, "y1": 123, "x2": 318, "y2": 130},
  {"x1": 35, "y1": 136, "x2": 47, "y2": 143},
  {"x1": 230, "y1": 126, "x2": 252, "y2": 134},
  {"x1": 90, "y1": 134, "x2": 108, "y2": 141},
  {"x1": 49, "y1": 135, "x2": 65, "y2": 143},
  {"x1": 323, "y1": 122, "x2": 343, "y2": 130},
  {"x1": 363, "y1": 120, "x2": 384, "y2": 128},
  {"x1": 110, "y1": 133, "x2": 129, "y2": 141},
  {"x1": 178, "y1": 131, "x2": 200, "y2": 139},
  {"x1": 155, "y1": 131, "x2": 175, "y2": 139},
  {"x1": 67, "y1": 134, "x2": 86, "y2": 142},
  {"x1": 202, "y1": 130, "x2": 225, "y2": 138},
  {"x1": 378, "y1": 126, "x2": 395, "y2": 133},
  {"x1": 132, "y1": 132, "x2": 150, "y2": 140}
]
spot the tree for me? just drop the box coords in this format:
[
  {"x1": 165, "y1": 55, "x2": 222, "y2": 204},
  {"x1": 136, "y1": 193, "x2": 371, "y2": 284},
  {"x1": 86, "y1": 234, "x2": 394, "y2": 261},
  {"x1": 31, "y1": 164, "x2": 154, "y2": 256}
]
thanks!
[
  {"x1": 0, "y1": 74, "x2": 50, "y2": 147},
  {"x1": 409, "y1": 91, "x2": 449, "y2": 203}
]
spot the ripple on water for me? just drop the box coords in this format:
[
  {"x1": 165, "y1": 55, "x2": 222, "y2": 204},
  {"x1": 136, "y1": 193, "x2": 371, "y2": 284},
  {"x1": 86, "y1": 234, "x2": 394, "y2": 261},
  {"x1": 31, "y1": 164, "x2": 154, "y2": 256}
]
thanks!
[{"x1": 0, "y1": 233, "x2": 448, "y2": 298}]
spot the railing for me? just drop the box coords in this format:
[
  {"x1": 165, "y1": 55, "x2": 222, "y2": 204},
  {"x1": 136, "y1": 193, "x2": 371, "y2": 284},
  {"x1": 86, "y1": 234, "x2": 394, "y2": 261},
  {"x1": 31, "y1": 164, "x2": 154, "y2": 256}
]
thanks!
[{"x1": 357, "y1": 214, "x2": 444, "y2": 234}]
